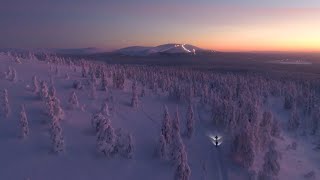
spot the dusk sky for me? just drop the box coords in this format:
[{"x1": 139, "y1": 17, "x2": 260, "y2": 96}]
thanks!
[{"x1": 1, "y1": 0, "x2": 320, "y2": 52}]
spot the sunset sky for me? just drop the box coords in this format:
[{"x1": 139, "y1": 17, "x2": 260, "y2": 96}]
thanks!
[{"x1": 1, "y1": 0, "x2": 320, "y2": 52}]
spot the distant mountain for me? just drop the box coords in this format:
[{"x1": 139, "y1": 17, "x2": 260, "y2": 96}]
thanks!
[{"x1": 113, "y1": 43, "x2": 206, "y2": 56}]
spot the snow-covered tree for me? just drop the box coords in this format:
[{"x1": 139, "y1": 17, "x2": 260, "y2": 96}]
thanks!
[
  {"x1": 32, "y1": 75, "x2": 39, "y2": 93},
  {"x1": 186, "y1": 104, "x2": 195, "y2": 139},
  {"x1": 46, "y1": 95, "x2": 64, "y2": 120},
  {"x1": 81, "y1": 64, "x2": 87, "y2": 78},
  {"x1": 161, "y1": 105, "x2": 172, "y2": 145},
  {"x1": 123, "y1": 133, "x2": 134, "y2": 159},
  {"x1": 288, "y1": 105, "x2": 300, "y2": 131},
  {"x1": 11, "y1": 68, "x2": 17, "y2": 82},
  {"x1": 258, "y1": 141, "x2": 280, "y2": 180},
  {"x1": 131, "y1": 85, "x2": 139, "y2": 108},
  {"x1": 174, "y1": 143, "x2": 191, "y2": 180},
  {"x1": 259, "y1": 111, "x2": 273, "y2": 151},
  {"x1": 39, "y1": 80, "x2": 49, "y2": 100},
  {"x1": 5, "y1": 66, "x2": 12, "y2": 80},
  {"x1": 140, "y1": 86, "x2": 145, "y2": 97},
  {"x1": 271, "y1": 118, "x2": 281, "y2": 138},
  {"x1": 68, "y1": 91, "x2": 79, "y2": 109},
  {"x1": 90, "y1": 82, "x2": 97, "y2": 100},
  {"x1": 54, "y1": 66, "x2": 59, "y2": 76},
  {"x1": 157, "y1": 133, "x2": 168, "y2": 160},
  {"x1": 311, "y1": 106, "x2": 320, "y2": 135},
  {"x1": 65, "y1": 73, "x2": 69, "y2": 80},
  {"x1": 172, "y1": 106, "x2": 181, "y2": 133},
  {"x1": 2, "y1": 89, "x2": 10, "y2": 118},
  {"x1": 92, "y1": 112, "x2": 109, "y2": 133},
  {"x1": 231, "y1": 131, "x2": 255, "y2": 169},
  {"x1": 96, "y1": 122, "x2": 116, "y2": 157},
  {"x1": 19, "y1": 105, "x2": 29, "y2": 138},
  {"x1": 101, "y1": 71, "x2": 108, "y2": 91},
  {"x1": 49, "y1": 85, "x2": 56, "y2": 97},
  {"x1": 50, "y1": 117, "x2": 65, "y2": 153},
  {"x1": 100, "y1": 101, "x2": 110, "y2": 117},
  {"x1": 72, "y1": 80, "x2": 83, "y2": 90}
]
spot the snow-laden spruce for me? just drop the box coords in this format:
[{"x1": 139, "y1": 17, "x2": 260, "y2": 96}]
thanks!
[
  {"x1": 131, "y1": 81, "x2": 139, "y2": 108},
  {"x1": 90, "y1": 82, "x2": 97, "y2": 100},
  {"x1": 1, "y1": 89, "x2": 10, "y2": 118},
  {"x1": 96, "y1": 120, "x2": 116, "y2": 157},
  {"x1": 39, "y1": 80, "x2": 49, "y2": 100},
  {"x1": 101, "y1": 71, "x2": 108, "y2": 91},
  {"x1": 50, "y1": 117, "x2": 65, "y2": 153},
  {"x1": 174, "y1": 133, "x2": 191, "y2": 180},
  {"x1": 32, "y1": 75, "x2": 39, "y2": 94},
  {"x1": 92, "y1": 112, "x2": 109, "y2": 133},
  {"x1": 45, "y1": 92, "x2": 64, "y2": 120},
  {"x1": 185, "y1": 103, "x2": 194, "y2": 139},
  {"x1": 68, "y1": 91, "x2": 79, "y2": 109},
  {"x1": 100, "y1": 100, "x2": 110, "y2": 117},
  {"x1": 19, "y1": 105, "x2": 29, "y2": 138},
  {"x1": 11, "y1": 67, "x2": 17, "y2": 82},
  {"x1": 258, "y1": 141, "x2": 281, "y2": 180},
  {"x1": 157, "y1": 133, "x2": 168, "y2": 160},
  {"x1": 161, "y1": 105, "x2": 172, "y2": 145}
]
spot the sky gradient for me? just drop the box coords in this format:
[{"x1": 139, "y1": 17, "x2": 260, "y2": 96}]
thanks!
[{"x1": 1, "y1": 0, "x2": 320, "y2": 52}]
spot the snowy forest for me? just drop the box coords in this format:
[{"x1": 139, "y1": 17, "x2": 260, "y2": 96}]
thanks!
[{"x1": 0, "y1": 51, "x2": 319, "y2": 180}]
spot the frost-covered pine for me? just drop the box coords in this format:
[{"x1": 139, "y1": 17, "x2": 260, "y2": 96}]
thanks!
[
  {"x1": 50, "y1": 117, "x2": 65, "y2": 153},
  {"x1": 258, "y1": 141, "x2": 280, "y2": 180},
  {"x1": 101, "y1": 71, "x2": 108, "y2": 91},
  {"x1": 124, "y1": 134, "x2": 134, "y2": 159},
  {"x1": 131, "y1": 86, "x2": 139, "y2": 108},
  {"x1": 259, "y1": 111, "x2": 273, "y2": 151},
  {"x1": 11, "y1": 68, "x2": 17, "y2": 82},
  {"x1": 158, "y1": 133, "x2": 168, "y2": 160},
  {"x1": 271, "y1": 118, "x2": 281, "y2": 138},
  {"x1": 2, "y1": 89, "x2": 10, "y2": 118},
  {"x1": 140, "y1": 86, "x2": 145, "y2": 97},
  {"x1": 100, "y1": 101, "x2": 110, "y2": 117},
  {"x1": 161, "y1": 105, "x2": 172, "y2": 145},
  {"x1": 5, "y1": 66, "x2": 12, "y2": 80},
  {"x1": 311, "y1": 106, "x2": 320, "y2": 135},
  {"x1": 172, "y1": 106, "x2": 181, "y2": 133},
  {"x1": 68, "y1": 91, "x2": 79, "y2": 109},
  {"x1": 32, "y1": 75, "x2": 39, "y2": 93},
  {"x1": 73, "y1": 80, "x2": 83, "y2": 90},
  {"x1": 49, "y1": 75, "x2": 54, "y2": 86},
  {"x1": 92, "y1": 112, "x2": 109, "y2": 133},
  {"x1": 186, "y1": 104, "x2": 194, "y2": 139},
  {"x1": 174, "y1": 144, "x2": 191, "y2": 180},
  {"x1": 96, "y1": 123, "x2": 116, "y2": 157},
  {"x1": 54, "y1": 66, "x2": 59, "y2": 76},
  {"x1": 81, "y1": 64, "x2": 87, "y2": 77},
  {"x1": 231, "y1": 131, "x2": 255, "y2": 169},
  {"x1": 90, "y1": 82, "x2": 97, "y2": 100},
  {"x1": 65, "y1": 73, "x2": 69, "y2": 80},
  {"x1": 288, "y1": 105, "x2": 300, "y2": 131},
  {"x1": 15, "y1": 56, "x2": 22, "y2": 64},
  {"x1": 46, "y1": 95, "x2": 64, "y2": 120},
  {"x1": 90, "y1": 70, "x2": 97, "y2": 86},
  {"x1": 39, "y1": 80, "x2": 49, "y2": 100},
  {"x1": 19, "y1": 105, "x2": 29, "y2": 138},
  {"x1": 49, "y1": 85, "x2": 56, "y2": 97}
]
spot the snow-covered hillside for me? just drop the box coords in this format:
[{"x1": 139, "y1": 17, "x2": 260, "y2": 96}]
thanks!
[
  {"x1": 114, "y1": 44, "x2": 203, "y2": 56},
  {"x1": 0, "y1": 52, "x2": 319, "y2": 180}
]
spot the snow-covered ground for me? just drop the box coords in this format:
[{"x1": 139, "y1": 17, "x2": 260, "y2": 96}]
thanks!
[{"x1": 0, "y1": 54, "x2": 319, "y2": 180}]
